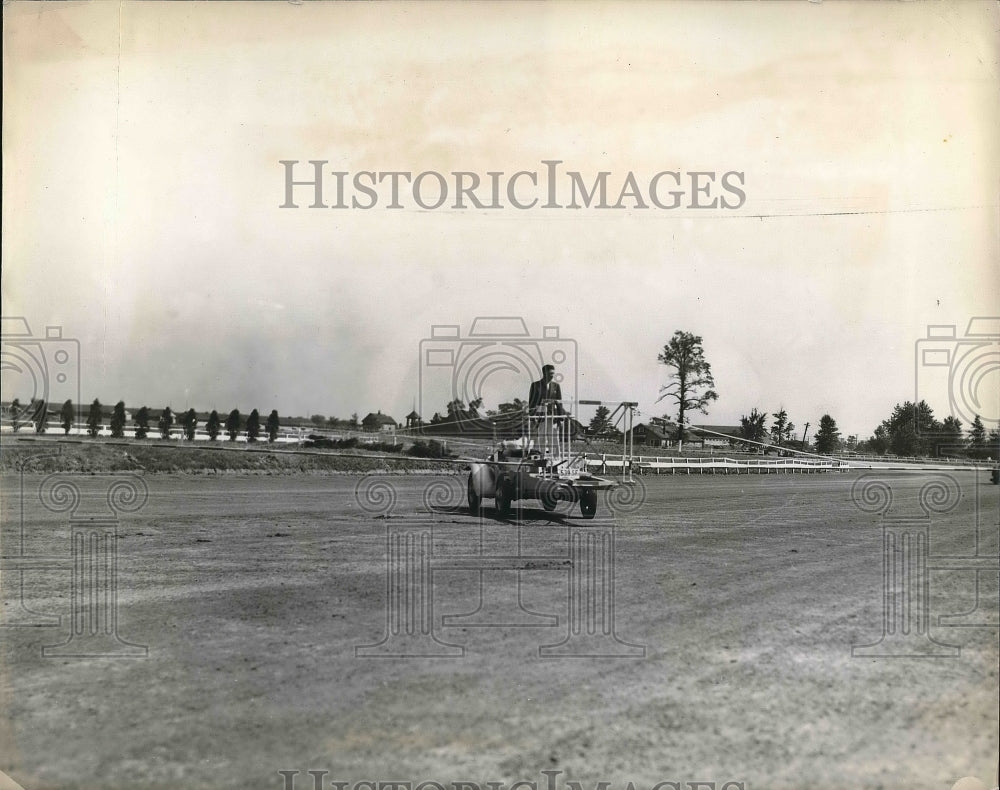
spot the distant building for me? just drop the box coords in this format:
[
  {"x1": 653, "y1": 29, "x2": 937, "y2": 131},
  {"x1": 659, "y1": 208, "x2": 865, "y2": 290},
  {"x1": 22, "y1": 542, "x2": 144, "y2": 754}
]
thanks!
[
  {"x1": 362, "y1": 411, "x2": 398, "y2": 432},
  {"x1": 405, "y1": 410, "x2": 422, "y2": 429},
  {"x1": 632, "y1": 422, "x2": 671, "y2": 447},
  {"x1": 691, "y1": 425, "x2": 744, "y2": 448}
]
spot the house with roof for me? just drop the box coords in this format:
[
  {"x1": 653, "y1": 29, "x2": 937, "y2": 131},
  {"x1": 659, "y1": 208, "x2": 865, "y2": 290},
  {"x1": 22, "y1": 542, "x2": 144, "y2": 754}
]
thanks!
[
  {"x1": 632, "y1": 422, "x2": 672, "y2": 447},
  {"x1": 362, "y1": 411, "x2": 398, "y2": 433},
  {"x1": 690, "y1": 425, "x2": 744, "y2": 448}
]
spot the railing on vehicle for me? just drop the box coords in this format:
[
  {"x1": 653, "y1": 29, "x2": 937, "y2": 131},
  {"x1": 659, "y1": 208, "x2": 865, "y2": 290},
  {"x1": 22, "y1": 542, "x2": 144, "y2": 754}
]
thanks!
[{"x1": 522, "y1": 401, "x2": 574, "y2": 479}]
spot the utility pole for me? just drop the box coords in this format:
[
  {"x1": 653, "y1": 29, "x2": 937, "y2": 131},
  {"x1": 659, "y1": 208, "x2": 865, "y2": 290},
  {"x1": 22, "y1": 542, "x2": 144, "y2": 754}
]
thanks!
[{"x1": 802, "y1": 422, "x2": 810, "y2": 447}]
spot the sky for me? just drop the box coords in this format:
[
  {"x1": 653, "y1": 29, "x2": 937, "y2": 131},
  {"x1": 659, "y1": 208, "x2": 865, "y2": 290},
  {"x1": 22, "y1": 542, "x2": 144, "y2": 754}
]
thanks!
[{"x1": 3, "y1": 1, "x2": 999, "y2": 439}]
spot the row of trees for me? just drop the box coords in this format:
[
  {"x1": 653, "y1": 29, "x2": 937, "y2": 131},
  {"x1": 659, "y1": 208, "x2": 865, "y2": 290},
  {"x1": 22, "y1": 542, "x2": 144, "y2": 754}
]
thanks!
[
  {"x1": 7, "y1": 397, "x2": 56, "y2": 434},
  {"x1": 9, "y1": 398, "x2": 284, "y2": 443},
  {"x1": 732, "y1": 401, "x2": 998, "y2": 459},
  {"x1": 655, "y1": 329, "x2": 997, "y2": 459},
  {"x1": 858, "y1": 402, "x2": 997, "y2": 459},
  {"x1": 738, "y1": 407, "x2": 803, "y2": 445},
  {"x1": 737, "y1": 408, "x2": 841, "y2": 453},
  {"x1": 655, "y1": 330, "x2": 842, "y2": 453},
  {"x1": 308, "y1": 413, "x2": 360, "y2": 430}
]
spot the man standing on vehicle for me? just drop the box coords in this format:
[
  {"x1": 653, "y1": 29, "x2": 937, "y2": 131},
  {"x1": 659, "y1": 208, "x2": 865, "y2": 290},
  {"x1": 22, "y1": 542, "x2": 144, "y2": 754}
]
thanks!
[{"x1": 529, "y1": 364, "x2": 564, "y2": 415}]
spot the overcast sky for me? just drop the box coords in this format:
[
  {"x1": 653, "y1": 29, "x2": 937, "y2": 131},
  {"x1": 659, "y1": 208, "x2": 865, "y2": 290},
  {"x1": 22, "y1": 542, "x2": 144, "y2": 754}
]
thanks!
[{"x1": 3, "y1": 1, "x2": 998, "y2": 437}]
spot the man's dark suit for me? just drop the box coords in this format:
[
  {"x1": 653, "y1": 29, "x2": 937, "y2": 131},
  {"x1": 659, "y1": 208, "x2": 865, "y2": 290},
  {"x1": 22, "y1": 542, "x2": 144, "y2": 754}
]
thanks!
[{"x1": 529, "y1": 377, "x2": 564, "y2": 414}]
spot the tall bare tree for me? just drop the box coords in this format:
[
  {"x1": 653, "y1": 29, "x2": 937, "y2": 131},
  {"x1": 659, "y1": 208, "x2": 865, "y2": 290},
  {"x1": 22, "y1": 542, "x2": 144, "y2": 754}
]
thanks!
[{"x1": 657, "y1": 331, "x2": 718, "y2": 441}]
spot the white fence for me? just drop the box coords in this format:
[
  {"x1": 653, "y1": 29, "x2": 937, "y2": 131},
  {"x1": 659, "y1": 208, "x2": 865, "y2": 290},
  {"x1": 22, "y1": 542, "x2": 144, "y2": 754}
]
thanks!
[
  {"x1": 583, "y1": 453, "x2": 991, "y2": 474},
  {"x1": 584, "y1": 454, "x2": 847, "y2": 474}
]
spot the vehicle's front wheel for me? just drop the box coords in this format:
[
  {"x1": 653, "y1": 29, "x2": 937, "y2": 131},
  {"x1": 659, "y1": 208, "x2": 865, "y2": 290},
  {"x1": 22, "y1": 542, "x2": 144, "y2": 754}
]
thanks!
[
  {"x1": 579, "y1": 489, "x2": 597, "y2": 519},
  {"x1": 540, "y1": 484, "x2": 561, "y2": 512}
]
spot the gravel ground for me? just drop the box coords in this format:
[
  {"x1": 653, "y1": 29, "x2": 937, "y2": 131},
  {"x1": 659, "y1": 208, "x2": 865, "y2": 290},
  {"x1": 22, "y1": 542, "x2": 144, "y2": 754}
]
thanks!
[{"x1": 1, "y1": 471, "x2": 997, "y2": 790}]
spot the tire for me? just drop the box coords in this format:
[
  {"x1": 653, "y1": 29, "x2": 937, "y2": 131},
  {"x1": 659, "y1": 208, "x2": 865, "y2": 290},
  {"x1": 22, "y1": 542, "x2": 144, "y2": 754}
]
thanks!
[
  {"x1": 579, "y1": 489, "x2": 597, "y2": 519},
  {"x1": 541, "y1": 484, "x2": 569, "y2": 512},
  {"x1": 495, "y1": 481, "x2": 512, "y2": 516},
  {"x1": 468, "y1": 474, "x2": 482, "y2": 514}
]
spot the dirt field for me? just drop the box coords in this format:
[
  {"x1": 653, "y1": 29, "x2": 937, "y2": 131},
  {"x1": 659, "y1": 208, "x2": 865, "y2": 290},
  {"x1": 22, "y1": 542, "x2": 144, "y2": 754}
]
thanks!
[{"x1": 1, "y1": 469, "x2": 997, "y2": 790}]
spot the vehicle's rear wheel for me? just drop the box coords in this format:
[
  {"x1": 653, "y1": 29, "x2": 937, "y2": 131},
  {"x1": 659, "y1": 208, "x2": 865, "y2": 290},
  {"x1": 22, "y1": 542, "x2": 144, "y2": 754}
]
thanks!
[
  {"x1": 579, "y1": 489, "x2": 597, "y2": 519},
  {"x1": 495, "y1": 481, "x2": 512, "y2": 516},
  {"x1": 468, "y1": 474, "x2": 482, "y2": 514}
]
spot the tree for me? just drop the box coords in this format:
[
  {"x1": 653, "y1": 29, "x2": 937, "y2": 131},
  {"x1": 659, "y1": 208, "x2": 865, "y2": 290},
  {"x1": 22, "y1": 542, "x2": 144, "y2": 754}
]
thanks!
[
  {"x1": 814, "y1": 414, "x2": 841, "y2": 454},
  {"x1": 206, "y1": 410, "x2": 221, "y2": 441},
  {"x1": 968, "y1": 415, "x2": 990, "y2": 459},
  {"x1": 158, "y1": 407, "x2": 174, "y2": 439},
  {"x1": 86, "y1": 399, "x2": 103, "y2": 437},
  {"x1": 938, "y1": 416, "x2": 964, "y2": 456},
  {"x1": 182, "y1": 408, "x2": 198, "y2": 441},
  {"x1": 310, "y1": 414, "x2": 327, "y2": 427},
  {"x1": 657, "y1": 331, "x2": 718, "y2": 441},
  {"x1": 60, "y1": 399, "x2": 75, "y2": 435},
  {"x1": 349, "y1": 413, "x2": 359, "y2": 430},
  {"x1": 10, "y1": 398, "x2": 22, "y2": 432},
  {"x1": 879, "y1": 400, "x2": 941, "y2": 457},
  {"x1": 771, "y1": 407, "x2": 791, "y2": 447},
  {"x1": 246, "y1": 409, "x2": 261, "y2": 443},
  {"x1": 110, "y1": 401, "x2": 127, "y2": 438},
  {"x1": 588, "y1": 405, "x2": 612, "y2": 436},
  {"x1": 869, "y1": 424, "x2": 889, "y2": 455},
  {"x1": 31, "y1": 399, "x2": 48, "y2": 433},
  {"x1": 987, "y1": 429, "x2": 1000, "y2": 459},
  {"x1": 266, "y1": 410, "x2": 280, "y2": 442},
  {"x1": 134, "y1": 406, "x2": 150, "y2": 439},
  {"x1": 487, "y1": 399, "x2": 527, "y2": 420},
  {"x1": 739, "y1": 408, "x2": 768, "y2": 446},
  {"x1": 498, "y1": 398, "x2": 526, "y2": 415},
  {"x1": 969, "y1": 415, "x2": 987, "y2": 449},
  {"x1": 767, "y1": 409, "x2": 795, "y2": 447},
  {"x1": 226, "y1": 409, "x2": 241, "y2": 441}
]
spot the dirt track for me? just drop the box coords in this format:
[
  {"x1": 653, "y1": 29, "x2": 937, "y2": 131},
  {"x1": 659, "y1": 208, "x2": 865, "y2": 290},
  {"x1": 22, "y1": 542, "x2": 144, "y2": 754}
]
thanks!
[{"x1": 1, "y1": 471, "x2": 997, "y2": 790}]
